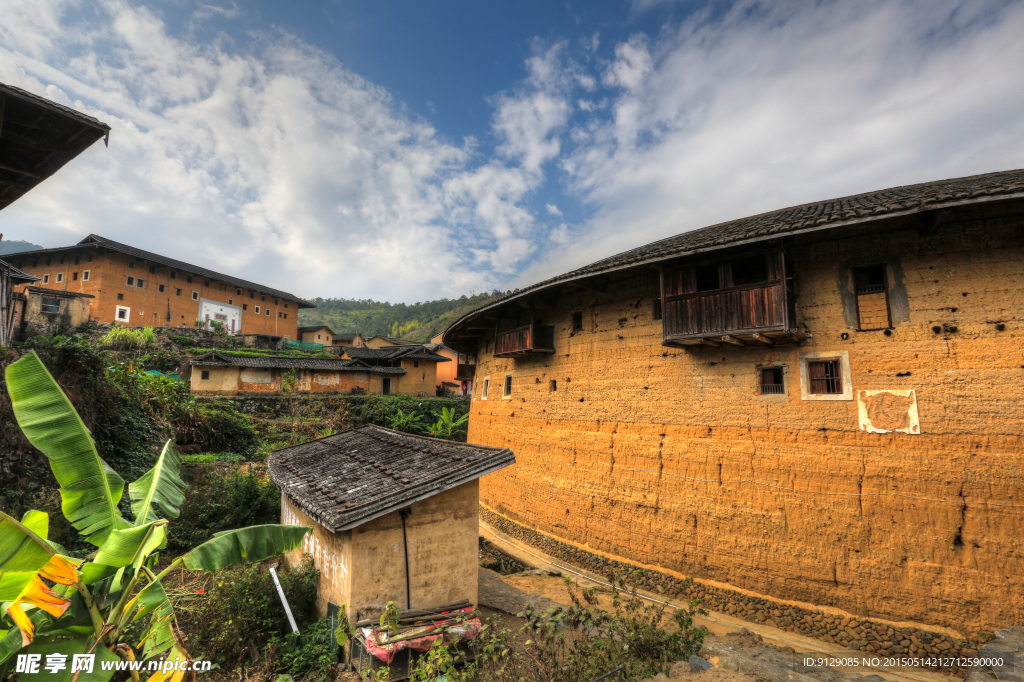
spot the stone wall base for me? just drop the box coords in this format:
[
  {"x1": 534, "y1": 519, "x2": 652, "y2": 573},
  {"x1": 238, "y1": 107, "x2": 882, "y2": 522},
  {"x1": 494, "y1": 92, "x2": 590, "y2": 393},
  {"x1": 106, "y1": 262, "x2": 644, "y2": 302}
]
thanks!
[{"x1": 481, "y1": 506, "x2": 983, "y2": 678}]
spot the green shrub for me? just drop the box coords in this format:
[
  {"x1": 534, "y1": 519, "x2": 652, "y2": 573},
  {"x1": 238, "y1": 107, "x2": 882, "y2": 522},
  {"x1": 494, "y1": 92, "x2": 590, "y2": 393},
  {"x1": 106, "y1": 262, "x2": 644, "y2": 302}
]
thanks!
[
  {"x1": 99, "y1": 325, "x2": 158, "y2": 350},
  {"x1": 176, "y1": 558, "x2": 320, "y2": 666},
  {"x1": 168, "y1": 466, "x2": 281, "y2": 551},
  {"x1": 170, "y1": 335, "x2": 196, "y2": 346},
  {"x1": 268, "y1": 617, "x2": 338, "y2": 678},
  {"x1": 186, "y1": 400, "x2": 261, "y2": 457},
  {"x1": 345, "y1": 395, "x2": 469, "y2": 441},
  {"x1": 182, "y1": 452, "x2": 245, "y2": 463}
]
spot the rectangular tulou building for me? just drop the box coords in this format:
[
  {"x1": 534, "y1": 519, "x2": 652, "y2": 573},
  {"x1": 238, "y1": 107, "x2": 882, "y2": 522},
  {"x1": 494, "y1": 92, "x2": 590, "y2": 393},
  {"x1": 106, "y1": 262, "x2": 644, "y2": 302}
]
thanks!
[
  {"x1": 9, "y1": 234, "x2": 313, "y2": 338},
  {"x1": 442, "y1": 169, "x2": 1024, "y2": 663}
]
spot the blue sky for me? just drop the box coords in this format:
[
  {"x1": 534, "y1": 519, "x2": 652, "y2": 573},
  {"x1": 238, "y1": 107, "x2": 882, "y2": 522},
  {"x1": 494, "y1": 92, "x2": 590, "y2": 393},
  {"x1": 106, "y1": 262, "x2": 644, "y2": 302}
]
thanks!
[{"x1": 1, "y1": 1, "x2": 1022, "y2": 302}]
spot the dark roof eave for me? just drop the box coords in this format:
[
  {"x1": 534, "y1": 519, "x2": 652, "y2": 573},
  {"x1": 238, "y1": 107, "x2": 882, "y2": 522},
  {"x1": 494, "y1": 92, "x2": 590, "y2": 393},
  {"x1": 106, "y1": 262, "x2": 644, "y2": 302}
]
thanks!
[
  {"x1": 9, "y1": 235, "x2": 315, "y2": 308},
  {"x1": 442, "y1": 183, "x2": 1024, "y2": 343}
]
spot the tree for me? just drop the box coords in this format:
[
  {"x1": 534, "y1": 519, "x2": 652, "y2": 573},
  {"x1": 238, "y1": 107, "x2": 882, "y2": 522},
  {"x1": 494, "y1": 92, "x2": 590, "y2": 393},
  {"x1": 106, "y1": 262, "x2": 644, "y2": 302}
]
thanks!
[{"x1": 0, "y1": 352, "x2": 310, "y2": 682}]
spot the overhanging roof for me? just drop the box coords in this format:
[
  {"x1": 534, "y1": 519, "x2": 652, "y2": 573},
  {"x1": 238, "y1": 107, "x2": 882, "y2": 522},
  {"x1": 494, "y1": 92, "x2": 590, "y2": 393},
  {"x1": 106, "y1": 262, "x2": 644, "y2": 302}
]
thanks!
[
  {"x1": 443, "y1": 168, "x2": 1024, "y2": 346},
  {"x1": 190, "y1": 351, "x2": 407, "y2": 373},
  {"x1": 0, "y1": 83, "x2": 110, "y2": 211},
  {"x1": 0, "y1": 258, "x2": 38, "y2": 285},
  {"x1": 11, "y1": 234, "x2": 315, "y2": 308},
  {"x1": 268, "y1": 425, "x2": 515, "y2": 531}
]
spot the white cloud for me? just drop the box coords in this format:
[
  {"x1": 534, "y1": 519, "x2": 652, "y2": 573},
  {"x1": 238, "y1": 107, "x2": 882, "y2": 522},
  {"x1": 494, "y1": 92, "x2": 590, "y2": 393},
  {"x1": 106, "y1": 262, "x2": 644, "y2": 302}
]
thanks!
[
  {"x1": 515, "y1": 0, "x2": 1024, "y2": 286},
  {"x1": 0, "y1": 1, "x2": 549, "y2": 301},
  {"x1": 546, "y1": 203, "x2": 563, "y2": 217}
]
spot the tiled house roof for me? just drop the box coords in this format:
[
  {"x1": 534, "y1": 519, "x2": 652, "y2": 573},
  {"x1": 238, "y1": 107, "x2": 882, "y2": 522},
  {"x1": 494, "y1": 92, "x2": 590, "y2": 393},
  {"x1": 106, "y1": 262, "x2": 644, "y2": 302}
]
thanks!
[
  {"x1": 1, "y1": 258, "x2": 38, "y2": 285},
  {"x1": 189, "y1": 351, "x2": 407, "y2": 374},
  {"x1": 267, "y1": 425, "x2": 515, "y2": 531},
  {"x1": 298, "y1": 325, "x2": 335, "y2": 334},
  {"x1": 9, "y1": 234, "x2": 315, "y2": 308},
  {"x1": 0, "y1": 82, "x2": 110, "y2": 211},
  {"x1": 443, "y1": 168, "x2": 1024, "y2": 342},
  {"x1": 342, "y1": 345, "x2": 450, "y2": 363}
]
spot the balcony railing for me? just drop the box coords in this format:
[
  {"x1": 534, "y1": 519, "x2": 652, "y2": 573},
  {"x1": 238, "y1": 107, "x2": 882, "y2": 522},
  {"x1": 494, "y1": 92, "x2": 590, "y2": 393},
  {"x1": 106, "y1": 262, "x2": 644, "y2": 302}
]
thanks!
[
  {"x1": 663, "y1": 281, "x2": 794, "y2": 344},
  {"x1": 494, "y1": 323, "x2": 555, "y2": 358},
  {"x1": 455, "y1": 363, "x2": 476, "y2": 380}
]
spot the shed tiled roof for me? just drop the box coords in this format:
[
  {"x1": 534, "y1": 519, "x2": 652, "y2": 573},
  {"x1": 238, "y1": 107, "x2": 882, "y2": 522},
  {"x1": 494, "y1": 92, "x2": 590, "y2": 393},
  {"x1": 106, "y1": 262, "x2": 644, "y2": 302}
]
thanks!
[
  {"x1": 25, "y1": 286, "x2": 94, "y2": 299},
  {"x1": 298, "y1": 325, "x2": 335, "y2": 334},
  {"x1": 268, "y1": 425, "x2": 515, "y2": 531},
  {"x1": 9, "y1": 234, "x2": 315, "y2": 308},
  {"x1": 189, "y1": 351, "x2": 407, "y2": 373},
  {"x1": 443, "y1": 168, "x2": 1024, "y2": 343},
  {"x1": 333, "y1": 332, "x2": 362, "y2": 342}
]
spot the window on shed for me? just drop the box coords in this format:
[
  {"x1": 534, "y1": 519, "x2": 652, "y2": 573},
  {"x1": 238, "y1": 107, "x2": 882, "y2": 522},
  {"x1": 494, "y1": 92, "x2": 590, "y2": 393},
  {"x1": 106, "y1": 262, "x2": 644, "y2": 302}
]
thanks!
[
  {"x1": 854, "y1": 265, "x2": 890, "y2": 330},
  {"x1": 808, "y1": 360, "x2": 842, "y2": 394},
  {"x1": 41, "y1": 297, "x2": 61, "y2": 314},
  {"x1": 760, "y1": 367, "x2": 784, "y2": 394},
  {"x1": 413, "y1": 360, "x2": 419, "y2": 368},
  {"x1": 571, "y1": 312, "x2": 583, "y2": 331},
  {"x1": 201, "y1": 370, "x2": 210, "y2": 380}
]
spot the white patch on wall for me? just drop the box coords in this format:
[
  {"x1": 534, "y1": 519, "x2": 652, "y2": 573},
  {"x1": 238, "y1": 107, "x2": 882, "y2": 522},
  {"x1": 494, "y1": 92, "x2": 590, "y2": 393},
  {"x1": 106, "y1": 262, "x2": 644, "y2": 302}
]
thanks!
[
  {"x1": 858, "y1": 389, "x2": 920, "y2": 434},
  {"x1": 282, "y1": 498, "x2": 349, "y2": 583},
  {"x1": 313, "y1": 372, "x2": 340, "y2": 385},
  {"x1": 353, "y1": 373, "x2": 367, "y2": 382},
  {"x1": 198, "y1": 298, "x2": 242, "y2": 334},
  {"x1": 240, "y1": 368, "x2": 274, "y2": 384}
]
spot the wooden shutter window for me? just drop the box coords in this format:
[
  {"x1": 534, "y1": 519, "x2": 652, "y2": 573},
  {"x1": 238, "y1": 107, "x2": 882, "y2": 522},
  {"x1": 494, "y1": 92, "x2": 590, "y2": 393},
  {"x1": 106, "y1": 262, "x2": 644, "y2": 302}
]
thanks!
[
  {"x1": 760, "y1": 367, "x2": 784, "y2": 394},
  {"x1": 854, "y1": 265, "x2": 891, "y2": 330},
  {"x1": 808, "y1": 360, "x2": 842, "y2": 394}
]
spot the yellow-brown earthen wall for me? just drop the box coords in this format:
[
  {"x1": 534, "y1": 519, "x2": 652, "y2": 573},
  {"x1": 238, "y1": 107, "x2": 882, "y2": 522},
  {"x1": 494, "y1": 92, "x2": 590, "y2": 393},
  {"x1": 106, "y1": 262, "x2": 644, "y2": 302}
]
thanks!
[
  {"x1": 395, "y1": 359, "x2": 439, "y2": 395},
  {"x1": 13, "y1": 248, "x2": 301, "y2": 337},
  {"x1": 466, "y1": 201, "x2": 1024, "y2": 635}
]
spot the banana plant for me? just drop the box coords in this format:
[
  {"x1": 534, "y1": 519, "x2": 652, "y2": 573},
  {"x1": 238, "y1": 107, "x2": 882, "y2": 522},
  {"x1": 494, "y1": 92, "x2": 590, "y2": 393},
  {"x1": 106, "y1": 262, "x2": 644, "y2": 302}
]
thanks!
[
  {"x1": 1, "y1": 352, "x2": 311, "y2": 682},
  {"x1": 429, "y1": 407, "x2": 469, "y2": 440}
]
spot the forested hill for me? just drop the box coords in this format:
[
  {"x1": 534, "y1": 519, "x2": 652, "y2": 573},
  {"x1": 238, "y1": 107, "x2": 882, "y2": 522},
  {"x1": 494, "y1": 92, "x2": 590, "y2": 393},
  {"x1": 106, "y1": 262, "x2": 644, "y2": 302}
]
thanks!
[
  {"x1": 297, "y1": 290, "x2": 513, "y2": 342},
  {"x1": 0, "y1": 239, "x2": 43, "y2": 255}
]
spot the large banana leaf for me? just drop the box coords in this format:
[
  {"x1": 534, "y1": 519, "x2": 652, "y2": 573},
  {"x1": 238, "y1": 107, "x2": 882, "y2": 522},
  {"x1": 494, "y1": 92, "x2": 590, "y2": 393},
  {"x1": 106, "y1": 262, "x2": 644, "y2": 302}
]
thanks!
[
  {"x1": 182, "y1": 524, "x2": 309, "y2": 571},
  {"x1": 6, "y1": 352, "x2": 128, "y2": 546},
  {"x1": 129, "y1": 441, "x2": 186, "y2": 526},
  {"x1": 0, "y1": 609, "x2": 48, "y2": 664},
  {"x1": 0, "y1": 510, "x2": 82, "y2": 648},
  {"x1": 15, "y1": 636, "x2": 119, "y2": 682},
  {"x1": 93, "y1": 523, "x2": 167, "y2": 569},
  {"x1": 144, "y1": 644, "x2": 190, "y2": 682},
  {"x1": 137, "y1": 601, "x2": 176, "y2": 659}
]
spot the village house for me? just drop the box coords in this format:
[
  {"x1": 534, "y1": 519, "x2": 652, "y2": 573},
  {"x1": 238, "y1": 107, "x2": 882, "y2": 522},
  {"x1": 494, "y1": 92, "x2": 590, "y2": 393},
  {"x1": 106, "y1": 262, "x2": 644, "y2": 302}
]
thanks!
[
  {"x1": 268, "y1": 424, "x2": 514, "y2": 623},
  {"x1": 0, "y1": 82, "x2": 110, "y2": 344},
  {"x1": 18, "y1": 286, "x2": 94, "y2": 336},
  {"x1": 364, "y1": 335, "x2": 415, "y2": 348},
  {"x1": 428, "y1": 333, "x2": 476, "y2": 396},
  {"x1": 10, "y1": 234, "x2": 313, "y2": 338},
  {"x1": 188, "y1": 351, "x2": 406, "y2": 396},
  {"x1": 297, "y1": 326, "x2": 367, "y2": 348},
  {"x1": 442, "y1": 168, "x2": 1024, "y2": 661},
  {"x1": 341, "y1": 344, "x2": 449, "y2": 395}
]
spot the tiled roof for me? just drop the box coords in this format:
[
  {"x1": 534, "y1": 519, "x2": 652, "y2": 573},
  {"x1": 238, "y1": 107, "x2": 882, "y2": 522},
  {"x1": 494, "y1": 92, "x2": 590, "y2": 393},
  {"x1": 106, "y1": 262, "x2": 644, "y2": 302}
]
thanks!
[
  {"x1": 0, "y1": 258, "x2": 38, "y2": 285},
  {"x1": 189, "y1": 351, "x2": 407, "y2": 373},
  {"x1": 342, "y1": 345, "x2": 450, "y2": 363},
  {"x1": 0, "y1": 83, "x2": 110, "y2": 212},
  {"x1": 267, "y1": 425, "x2": 515, "y2": 531},
  {"x1": 25, "y1": 286, "x2": 94, "y2": 299},
  {"x1": 443, "y1": 168, "x2": 1024, "y2": 342},
  {"x1": 9, "y1": 234, "x2": 315, "y2": 308},
  {"x1": 333, "y1": 332, "x2": 362, "y2": 341},
  {"x1": 298, "y1": 325, "x2": 334, "y2": 334}
]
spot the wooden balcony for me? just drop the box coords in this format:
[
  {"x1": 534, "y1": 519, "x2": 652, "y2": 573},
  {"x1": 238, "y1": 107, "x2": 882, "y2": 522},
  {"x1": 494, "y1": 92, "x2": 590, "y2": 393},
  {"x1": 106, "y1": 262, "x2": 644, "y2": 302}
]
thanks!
[
  {"x1": 663, "y1": 282, "x2": 803, "y2": 347},
  {"x1": 455, "y1": 363, "x2": 476, "y2": 380},
  {"x1": 494, "y1": 323, "x2": 555, "y2": 358}
]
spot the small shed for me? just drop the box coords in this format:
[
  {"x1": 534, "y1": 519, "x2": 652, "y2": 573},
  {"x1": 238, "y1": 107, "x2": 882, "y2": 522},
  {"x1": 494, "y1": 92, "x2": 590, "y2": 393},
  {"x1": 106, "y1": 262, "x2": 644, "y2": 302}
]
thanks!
[{"x1": 267, "y1": 425, "x2": 514, "y2": 624}]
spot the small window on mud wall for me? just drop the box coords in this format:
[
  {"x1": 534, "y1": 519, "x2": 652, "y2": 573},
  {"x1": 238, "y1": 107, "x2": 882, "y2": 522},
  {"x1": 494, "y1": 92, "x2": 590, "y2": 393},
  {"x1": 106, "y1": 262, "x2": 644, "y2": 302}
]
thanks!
[
  {"x1": 502, "y1": 374, "x2": 513, "y2": 399},
  {"x1": 481, "y1": 377, "x2": 490, "y2": 400},
  {"x1": 571, "y1": 312, "x2": 583, "y2": 331},
  {"x1": 798, "y1": 351, "x2": 852, "y2": 401},
  {"x1": 201, "y1": 370, "x2": 210, "y2": 380},
  {"x1": 759, "y1": 367, "x2": 784, "y2": 395},
  {"x1": 808, "y1": 360, "x2": 842, "y2": 394},
  {"x1": 854, "y1": 265, "x2": 891, "y2": 330},
  {"x1": 115, "y1": 306, "x2": 130, "y2": 322},
  {"x1": 40, "y1": 297, "x2": 61, "y2": 314}
]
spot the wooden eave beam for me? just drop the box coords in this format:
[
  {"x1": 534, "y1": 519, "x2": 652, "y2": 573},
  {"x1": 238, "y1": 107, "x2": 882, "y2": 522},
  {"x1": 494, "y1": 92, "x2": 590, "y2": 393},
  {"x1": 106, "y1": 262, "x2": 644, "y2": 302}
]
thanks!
[
  {"x1": 750, "y1": 333, "x2": 774, "y2": 346},
  {"x1": 566, "y1": 277, "x2": 609, "y2": 293},
  {"x1": 718, "y1": 335, "x2": 745, "y2": 346},
  {"x1": 787, "y1": 331, "x2": 808, "y2": 343},
  {"x1": 0, "y1": 162, "x2": 39, "y2": 179}
]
